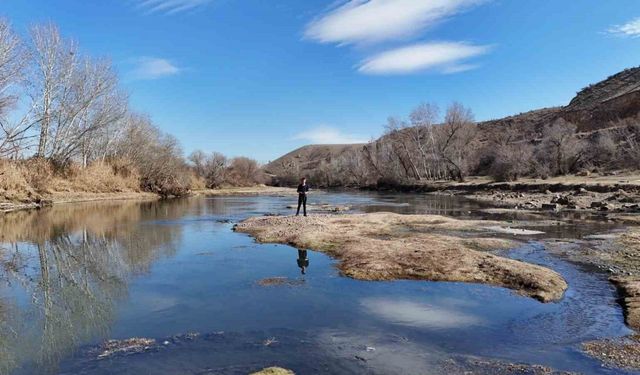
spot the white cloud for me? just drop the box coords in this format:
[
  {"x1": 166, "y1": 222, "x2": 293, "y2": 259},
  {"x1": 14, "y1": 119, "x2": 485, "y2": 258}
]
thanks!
[
  {"x1": 358, "y1": 42, "x2": 490, "y2": 75},
  {"x1": 607, "y1": 17, "x2": 640, "y2": 38},
  {"x1": 136, "y1": 0, "x2": 214, "y2": 15},
  {"x1": 292, "y1": 126, "x2": 368, "y2": 144},
  {"x1": 305, "y1": 0, "x2": 486, "y2": 45},
  {"x1": 130, "y1": 57, "x2": 181, "y2": 80}
]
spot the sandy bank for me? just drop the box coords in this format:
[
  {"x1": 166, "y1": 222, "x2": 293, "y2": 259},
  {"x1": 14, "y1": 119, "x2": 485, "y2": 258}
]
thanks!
[{"x1": 234, "y1": 213, "x2": 567, "y2": 302}]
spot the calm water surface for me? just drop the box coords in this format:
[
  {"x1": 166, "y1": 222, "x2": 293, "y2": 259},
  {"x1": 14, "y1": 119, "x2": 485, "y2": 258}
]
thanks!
[{"x1": 0, "y1": 191, "x2": 636, "y2": 374}]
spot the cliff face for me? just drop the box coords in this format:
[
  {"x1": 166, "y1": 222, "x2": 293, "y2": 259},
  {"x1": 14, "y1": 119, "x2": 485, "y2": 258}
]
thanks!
[
  {"x1": 562, "y1": 68, "x2": 640, "y2": 132},
  {"x1": 478, "y1": 67, "x2": 640, "y2": 136}
]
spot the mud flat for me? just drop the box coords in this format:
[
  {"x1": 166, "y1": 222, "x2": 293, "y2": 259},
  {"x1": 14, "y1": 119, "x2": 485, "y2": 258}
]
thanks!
[{"x1": 234, "y1": 212, "x2": 567, "y2": 302}]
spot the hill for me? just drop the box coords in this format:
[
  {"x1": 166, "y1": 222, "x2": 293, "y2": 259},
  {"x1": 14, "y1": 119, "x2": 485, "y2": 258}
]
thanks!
[
  {"x1": 266, "y1": 66, "x2": 640, "y2": 184},
  {"x1": 264, "y1": 144, "x2": 364, "y2": 185}
]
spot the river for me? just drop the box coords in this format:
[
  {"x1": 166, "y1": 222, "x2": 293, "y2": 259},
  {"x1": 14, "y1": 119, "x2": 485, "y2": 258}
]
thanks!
[{"x1": 0, "y1": 191, "x2": 636, "y2": 374}]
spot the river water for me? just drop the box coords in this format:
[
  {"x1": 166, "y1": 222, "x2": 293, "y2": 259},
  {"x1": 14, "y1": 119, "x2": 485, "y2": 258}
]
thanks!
[{"x1": 0, "y1": 192, "x2": 636, "y2": 374}]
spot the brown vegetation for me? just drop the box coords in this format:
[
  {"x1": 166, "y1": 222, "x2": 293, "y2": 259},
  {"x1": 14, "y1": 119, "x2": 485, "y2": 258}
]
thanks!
[{"x1": 235, "y1": 213, "x2": 568, "y2": 302}]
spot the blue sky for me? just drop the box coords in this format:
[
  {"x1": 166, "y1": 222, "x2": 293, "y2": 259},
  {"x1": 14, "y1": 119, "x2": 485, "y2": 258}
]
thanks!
[{"x1": 3, "y1": 0, "x2": 640, "y2": 162}]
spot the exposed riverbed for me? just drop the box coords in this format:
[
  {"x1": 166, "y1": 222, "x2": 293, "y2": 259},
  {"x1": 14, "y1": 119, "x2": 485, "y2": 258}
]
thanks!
[{"x1": 0, "y1": 191, "x2": 637, "y2": 374}]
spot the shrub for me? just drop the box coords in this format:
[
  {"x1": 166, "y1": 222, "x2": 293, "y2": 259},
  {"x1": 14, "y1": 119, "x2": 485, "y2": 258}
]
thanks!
[{"x1": 21, "y1": 158, "x2": 53, "y2": 193}]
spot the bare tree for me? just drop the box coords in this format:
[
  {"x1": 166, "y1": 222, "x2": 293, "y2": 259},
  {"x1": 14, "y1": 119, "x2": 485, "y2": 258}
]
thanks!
[
  {"x1": 537, "y1": 119, "x2": 585, "y2": 175},
  {"x1": 0, "y1": 18, "x2": 29, "y2": 157},
  {"x1": 188, "y1": 150, "x2": 207, "y2": 176},
  {"x1": 615, "y1": 119, "x2": 640, "y2": 168},
  {"x1": 409, "y1": 102, "x2": 440, "y2": 179},
  {"x1": 384, "y1": 116, "x2": 422, "y2": 180},
  {"x1": 205, "y1": 152, "x2": 228, "y2": 188},
  {"x1": 226, "y1": 157, "x2": 261, "y2": 186},
  {"x1": 28, "y1": 23, "x2": 78, "y2": 158},
  {"x1": 188, "y1": 150, "x2": 228, "y2": 188},
  {"x1": 433, "y1": 102, "x2": 479, "y2": 181}
]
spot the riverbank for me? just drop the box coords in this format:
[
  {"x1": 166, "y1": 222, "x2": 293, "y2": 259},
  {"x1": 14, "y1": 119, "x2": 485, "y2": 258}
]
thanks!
[
  {"x1": 193, "y1": 186, "x2": 297, "y2": 197},
  {"x1": 235, "y1": 212, "x2": 568, "y2": 302},
  {"x1": 0, "y1": 186, "x2": 297, "y2": 214},
  {"x1": 369, "y1": 172, "x2": 640, "y2": 214},
  {"x1": 542, "y1": 227, "x2": 640, "y2": 370}
]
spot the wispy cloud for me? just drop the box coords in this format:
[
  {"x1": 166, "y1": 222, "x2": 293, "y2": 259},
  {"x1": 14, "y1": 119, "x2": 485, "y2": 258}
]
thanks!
[
  {"x1": 607, "y1": 17, "x2": 640, "y2": 38},
  {"x1": 129, "y1": 57, "x2": 181, "y2": 80},
  {"x1": 305, "y1": 0, "x2": 486, "y2": 45},
  {"x1": 135, "y1": 0, "x2": 214, "y2": 15},
  {"x1": 292, "y1": 126, "x2": 368, "y2": 144},
  {"x1": 359, "y1": 42, "x2": 490, "y2": 75}
]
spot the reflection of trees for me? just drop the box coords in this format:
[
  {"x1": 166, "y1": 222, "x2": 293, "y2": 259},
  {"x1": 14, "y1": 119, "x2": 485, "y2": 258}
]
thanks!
[{"x1": 0, "y1": 199, "x2": 190, "y2": 374}]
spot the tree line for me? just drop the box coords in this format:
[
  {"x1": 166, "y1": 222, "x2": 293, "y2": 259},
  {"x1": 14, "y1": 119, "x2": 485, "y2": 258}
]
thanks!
[
  {"x1": 299, "y1": 103, "x2": 640, "y2": 187},
  {"x1": 0, "y1": 18, "x2": 261, "y2": 197}
]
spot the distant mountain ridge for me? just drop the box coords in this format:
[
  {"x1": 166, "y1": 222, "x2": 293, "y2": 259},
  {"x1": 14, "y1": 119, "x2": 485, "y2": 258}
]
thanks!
[{"x1": 266, "y1": 67, "x2": 640, "y2": 182}]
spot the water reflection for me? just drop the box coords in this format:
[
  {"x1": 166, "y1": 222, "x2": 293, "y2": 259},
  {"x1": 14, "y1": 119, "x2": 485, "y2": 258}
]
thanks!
[
  {"x1": 0, "y1": 200, "x2": 191, "y2": 374},
  {"x1": 297, "y1": 250, "x2": 309, "y2": 275},
  {"x1": 360, "y1": 297, "x2": 484, "y2": 329}
]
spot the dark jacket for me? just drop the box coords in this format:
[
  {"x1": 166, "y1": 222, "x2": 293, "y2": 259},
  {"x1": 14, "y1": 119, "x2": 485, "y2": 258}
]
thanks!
[{"x1": 297, "y1": 183, "x2": 309, "y2": 195}]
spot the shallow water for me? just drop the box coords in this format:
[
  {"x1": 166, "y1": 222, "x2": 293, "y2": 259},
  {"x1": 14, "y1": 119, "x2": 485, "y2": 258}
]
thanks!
[{"x1": 0, "y1": 191, "x2": 636, "y2": 374}]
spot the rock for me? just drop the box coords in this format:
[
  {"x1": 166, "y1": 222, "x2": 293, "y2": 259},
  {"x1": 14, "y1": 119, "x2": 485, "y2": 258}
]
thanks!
[
  {"x1": 551, "y1": 195, "x2": 573, "y2": 205},
  {"x1": 583, "y1": 336, "x2": 640, "y2": 371},
  {"x1": 95, "y1": 338, "x2": 156, "y2": 359},
  {"x1": 542, "y1": 203, "x2": 560, "y2": 211},
  {"x1": 620, "y1": 196, "x2": 638, "y2": 204},
  {"x1": 576, "y1": 170, "x2": 591, "y2": 177},
  {"x1": 251, "y1": 367, "x2": 295, "y2": 375},
  {"x1": 610, "y1": 277, "x2": 640, "y2": 330}
]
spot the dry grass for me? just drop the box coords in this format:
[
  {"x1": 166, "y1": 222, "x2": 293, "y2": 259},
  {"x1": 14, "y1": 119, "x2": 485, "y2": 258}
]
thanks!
[
  {"x1": 51, "y1": 161, "x2": 140, "y2": 193},
  {"x1": 235, "y1": 212, "x2": 568, "y2": 302},
  {"x1": 0, "y1": 160, "x2": 36, "y2": 202},
  {"x1": 188, "y1": 172, "x2": 207, "y2": 190},
  {"x1": 0, "y1": 159, "x2": 140, "y2": 204}
]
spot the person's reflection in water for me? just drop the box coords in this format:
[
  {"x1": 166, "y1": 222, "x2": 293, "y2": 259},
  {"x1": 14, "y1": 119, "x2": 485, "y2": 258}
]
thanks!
[{"x1": 297, "y1": 249, "x2": 309, "y2": 275}]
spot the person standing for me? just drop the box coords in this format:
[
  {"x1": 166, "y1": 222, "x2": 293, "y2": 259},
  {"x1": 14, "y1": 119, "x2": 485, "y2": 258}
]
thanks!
[{"x1": 296, "y1": 177, "x2": 309, "y2": 216}]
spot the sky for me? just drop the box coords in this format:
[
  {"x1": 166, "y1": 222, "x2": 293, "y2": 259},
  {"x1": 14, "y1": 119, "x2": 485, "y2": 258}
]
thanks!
[{"x1": 2, "y1": 0, "x2": 640, "y2": 162}]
